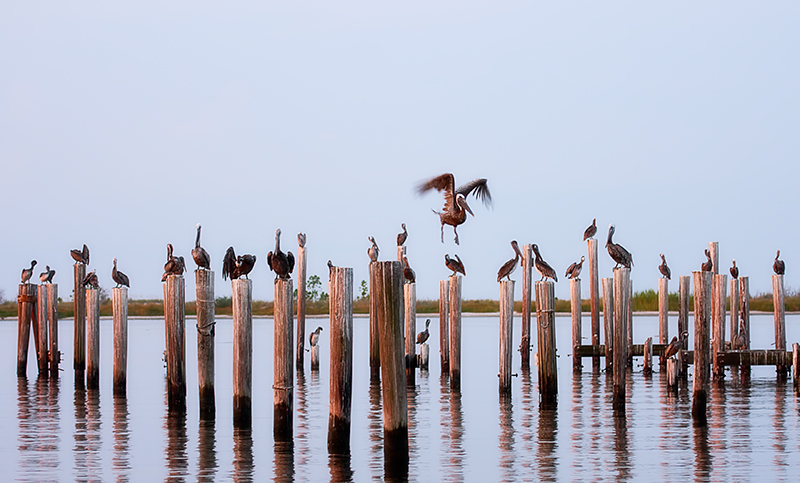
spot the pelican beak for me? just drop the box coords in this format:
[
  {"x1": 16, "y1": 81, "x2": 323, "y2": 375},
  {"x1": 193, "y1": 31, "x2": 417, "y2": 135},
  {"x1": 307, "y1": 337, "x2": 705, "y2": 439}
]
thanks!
[{"x1": 464, "y1": 201, "x2": 474, "y2": 217}]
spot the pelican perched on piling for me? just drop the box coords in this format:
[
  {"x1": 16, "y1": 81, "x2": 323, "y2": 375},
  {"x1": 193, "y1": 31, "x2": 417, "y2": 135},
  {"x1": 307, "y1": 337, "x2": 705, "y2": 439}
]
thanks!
[
  {"x1": 397, "y1": 223, "x2": 408, "y2": 247},
  {"x1": 583, "y1": 219, "x2": 597, "y2": 241},
  {"x1": 309, "y1": 326, "x2": 323, "y2": 348},
  {"x1": 298, "y1": 232, "x2": 306, "y2": 248},
  {"x1": 39, "y1": 265, "x2": 55, "y2": 284},
  {"x1": 402, "y1": 256, "x2": 416, "y2": 283},
  {"x1": 192, "y1": 224, "x2": 211, "y2": 270},
  {"x1": 565, "y1": 256, "x2": 585, "y2": 280},
  {"x1": 222, "y1": 247, "x2": 237, "y2": 280},
  {"x1": 659, "y1": 254, "x2": 671, "y2": 280},
  {"x1": 701, "y1": 249, "x2": 713, "y2": 272},
  {"x1": 417, "y1": 173, "x2": 491, "y2": 245},
  {"x1": 730, "y1": 260, "x2": 739, "y2": 279},
  {"x1": 445, "y1": 254, "x2": 466, "y2": 277},
  {"x1": 112, "y1": 258, "x2": 130, "y2": 288},
  {"x1": 662, "y1": 332, "x2": 687, "y2": 359},
  {"x1": 235, "y1": 254, "x2": 257, "y2": 279},
  {"x1": 327, "y1": 260, "x2": 334, "y2": 278},
  {"x1": 533, "y1": 244, "x2": 557, "y2": 282},
  {"x1": 606, "y1": 225, "x2": 633, "y2": 269},
  {"x1": 267, "y1": 229, "x2": 294, "y2": 280},
  {"x1": 21, "y1": 260, "x2": 37, "y2": 284},
  {"x1": 367, "y1": 236, "x2": 379, "y2": 262},
  {"x1": 82, "y1": 269, "x2": 99, "y2": 289},
  {"x1": 733, "y1": 319, "x2": 747, "y2": 350},
  {"x1": 773, "y1": 250, "x2": 785, "y2": 275},
  {"x1": 416, "y1": 319, "x2": 431, "y2": 345},
  {"x1": 162, "y1": 244, "x2": 186, "y2": 281},
  {"x1": 497, "y1": 241, "x2": 523, "y2": 282},
  {"x1": 70, "y1": 244, "x2": 90, "y2": 265}
]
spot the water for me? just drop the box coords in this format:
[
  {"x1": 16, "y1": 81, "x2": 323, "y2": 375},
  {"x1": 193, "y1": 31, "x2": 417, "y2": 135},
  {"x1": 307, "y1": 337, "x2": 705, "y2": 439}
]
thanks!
[{"x1": 3, "y1": 313, "x2": 800, "y2": 482}]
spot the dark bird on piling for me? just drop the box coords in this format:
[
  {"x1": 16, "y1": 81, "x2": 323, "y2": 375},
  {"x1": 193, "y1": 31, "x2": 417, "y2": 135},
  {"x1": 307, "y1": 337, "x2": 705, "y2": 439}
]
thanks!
[
  {"x1": 662, "y1": 332, "x2": 688, "y2": 360},
  {"x1": 112, "y1": 258, "x2": 130, "y2": 288},
  {"x1": 659, "y1": 254, "x2": 671, "y2": 280},
  {"x1": 730, "y1": 259, "x2": 739, "y2": 279},
  {"x1": 82, "y1": 269, "x2": 99, "y2": 289},
  {"x1": 583, "y1": 218, "x2": 597, "y2": 241},
  {"x1": 417, "y1": 173, "x2": 492, "y2": 245},
  {"x1": 234, "y1": 254, "x2": 257, "y2": 280},
  {"x1": 416, "y1": 319, "x2": 431, "y2": 345},
  {"x1": 497, "y1": 240, "x2": 523, "y2": 282},
  {"x1": 222, "y1": 246, "x2": 237, "y2": 281},
  {"x1": 21, "y1": 260, "x2": 37, "y2": 284},
  {"x1": 70, "y1": 244, "x2": 90, "y2": 265},
  {"x1": 733, "y1": 319, "x2": 747, "y2": 350},
  {"x1": 606, "y1": 225, "x2": 633, "y2": 269},
  {"x1": 327, "y1": 260, "x2": 334, "y2": 278},
  {"x1": 192, "y1": 224, "x2": 211, "y2": 270},
  {"x1": 267, "y1": 229, "x2": 294, "y2": 280},
  {"x1": 39, "y1": 265, "x2": 55, "y2": 284},
  {"x1": 701, "y1": 249, "x2": 713, "y2": 272},
  {"x1": 297, "y1": 233, "x2": 306, "y2": 248},
  {"x1": 309, "y1": 326, "x2": 323, "y2": 348},
  {"x1": 445, "y1": 254, "x2": 466, "y2": 277},
  {"x1": 162, "y1": 244, "x2": 184, "y2": 281},
  {"x1": 773, "y1": 250, "x2": 785, "y2": 275},
  {"x1": 402, "y1": 256, "x2": 416, "y2": 283},
  {"x1": 397, "y1": 223, "x2": 408, "y2": 247},
  {"x1": 533, "y1": 244, "x2": 558, "y2": 282},
  {"x1": 367, "y1": 236, "x2": 379, "y2": 262},
  {"x1": 565, "y1": 256, "x2": 585, "y2": 280}
]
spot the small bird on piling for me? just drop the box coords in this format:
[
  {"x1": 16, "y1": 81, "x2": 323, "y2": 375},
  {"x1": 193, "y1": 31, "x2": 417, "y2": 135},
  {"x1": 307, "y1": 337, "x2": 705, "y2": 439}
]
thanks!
[
  {"x1": 39, "y1": 265, "x2": 55, "y2": 284},
  {"x1": 309, "y1": 326, "x2": 323, "y2": 348},
  {"x1": 327, "y1": 260, "x2": 334, "y2": 278},
  {"x1": 112, "y1": 258, "x2": 130, "y2": 288},
  {"x1": 402, "y1": 256, "x2": 416, "y2": 283},
  {"x1": 659, "y1": 254, "x2": 671, "y2": 280},
  {"x1": 565, "y1": 256, "x2": 585, "y2": 280},
  {"x1": 70, "y1": 244, "x2": 90, "y2": 265},
  {"x1": 445, "y1": 254, "x2": 466, "y2": 277},
  {"x1": 583, "y1": 218, "x2": 597, "y2": 241},
  {"x1": 267, "y1": 229, "x2": 294, "y2": 280},
  {"x1": 367, "y1": 236, "x2": 379, "y2": 262},
  {"x1": 497, "y1": 240, "x2": 523, "y2": 282},
  {"x1": 606, "y1": 224, "x2": 633, "y2": 269},
  {"x1": 701, "y1": 249, "x2": 713, "y2": 272},
  {"x1": 21, "y1": 260, "x2": 37, "y2": 284},
  {"x1": 417, "y1": 173, "x2": 492, "y2": 245},
  {"x1": 730, "y1": 259, "x2": 739, "y2": 279},
  {"x1": 82, "y1": 269, "x2": 99, "y2": 289},
  {"x1": 397, "y1": 223, "x2": 408, "y2": 247},
  {"x1": 235, "y1": 254, "x2": 257, "y2": 280},
  {"x1": 416, "y1": 319, "x2": 431, "y2": 345},
  {"x1": 297, "y1": 232, "x2": 306, "y2": 248},
  {"x1": 773, "y1": 250, "x2": 785, "y2": 275},
  {"x1": 222, "y1": 247, "x2": 237, "y2": 280},
  {"x1": 533, "y1": 244, "x2": 558, "y2": 282},
  {"x1": 192, "y1": 224, "x2": 211, "y2": 270}
]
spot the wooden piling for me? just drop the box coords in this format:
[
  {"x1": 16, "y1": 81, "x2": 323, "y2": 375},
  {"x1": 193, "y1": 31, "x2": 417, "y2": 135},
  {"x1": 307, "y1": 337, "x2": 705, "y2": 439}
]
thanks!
[
  {"x1": 328, "y1": 267, "x2": 353, "y2": 454},
  {"x1": 739, "y1": 276, "x2": 751, "y2": 376},
  {"x1": 692, "y1": 271, "x2": 712, "y2": 425},
  {"x1": 368, "y1": 262, "x2": 380, "y2": 381},
  {"x1": 521, "y1": 244, "x2": 533, "y2": 369},
  {"x1": 165, "y1": 274, "x2": 187, "y2": 412},
  {"x1": 404, "y1": 282, "x2": 416, "y2": 386},
  {"x1": 16, "y1": 283, "x2": 36, "y2": 377},
  {"x1": 196, "y1": 269, "x2": 215, "y2": 419},
  {"x1": 729, "y1": 278, "x2": 740, "y2": 352},
  {"x1": 449, "y1": 274, "x2": 463, "y2": 390},
  {"x1": 588, "y1": 239, "x2": 600, "y2": 371},
  {"x1": 232, "y1": 278, "x2": 253, "y2": 427},
  {"x1": 439, "y1": 280, "x2": 450, "y2": 372},
  {"x1": 643, "y1": 337, "x2": 653, "y2": 377},
  {"x1": 666, "y1": 358, "x2": 678, "y2": 391},
  {"x1": 311, "y1": 345, "x2": 320, "y2": 370},
  {"x1": 570, "y1": 278, "x2": 582, "y2": 372},
  {"x1": 73, "y1": 263, "x2": 86, "y2": 375},
  {"x1": 602, "y1": 278, "x2": 614, "y2": 370},
  {"x1": 658, "y1": 278, "x2": 668, "y2": 345},
  {"x1": 773, "y1": 274, "x2": 788, "y2": 378},
  {"x1": 113, "y1": 287, "x2": 128, "y2": 396},
  {"x1": 37, "y1": 285, "x2": 49, "y2": 375},
  {"x1": 296, "y1": 243, "x2": 307, "y2": 370},
  {"x1": 793, "y1": 343, "x2": 799, "y2": 395},
  {"x1": 419, "y1": 344, "x2": 430, "y2": 370},
  {"x1": 86, "y1": 288, "x2": 100, "y2": 390},
  {"x1": 536, "y1": 281, "x2": 557, "y2": 406},
  {"x1": 709, "y1": 242, "x2": 719, "y2": 275},
  {"x1": 712, "y1": 274, "x2": 727, "y2": 381},
  {"x1": 678, "y1": 275, "x2": 690, "y2": 377},
  {"x1": 47, "y1": 284, "x2": 59, "y2": 378},
  {"x1": 612, "y1": 268, "x2": 630, "y2": 412},
  {"x1": 499, "y1": 280, "x2": 514, "y2": 394},
  {"x1": 396, "y1": 245, "x2": 406, "y2": 262},
  {"x1": 274, "y1": 278, "x2": 294, "y2": 441},
  {"x1": 627, "y1": 282, "x2": 633, "y2": 368}
]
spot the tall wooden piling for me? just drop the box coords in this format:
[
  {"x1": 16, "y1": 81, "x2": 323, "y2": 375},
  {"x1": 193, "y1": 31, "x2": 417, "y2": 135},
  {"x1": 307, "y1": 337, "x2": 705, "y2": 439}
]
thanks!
[
  {"x1": 16, "y1": 283, "x2": 36, "y2": 377},
  {"x1": 773, "y1": 274, "x2": 787, "y2": 378},
  {"x1": 626, "y1": 282, "x2": 633, "y2": 368},
  {"x1": 370, "y1": 261, "x2": 409, "y2": 475},
  {"x1": 232, "y1": 278, "x2": 252, "y2": 427},
  {"x1": 296, "y1": 242, "x2": 307, "y2": 370},
  {"x1": 708, "y1": 241, "x2": 719, "y2": 275},
  {"x1": 588, "y1": 239, "x2": 600, "y2": 371},
  {"x1": 165, "y1": 274, "x2": 187, "y2": 413},
  {"x1": 570, "y1": 278, "x2": 582, "y2": 372},
  {"x1": 328, "y1": 267, "x2": 353, "y2": 455},
  {"x1": 521, "y1": 244, "x2": 533, "y2": 369},
  {"x1": 404, "y1": 282, "x2": 416, "y2": 386},
  {"x1": 368, "y1": 262, "x2": 380, "y2": 380},
  {"x1": 499, "y1": 280, "x2": 514, "y2": 394},
  {"x1": 711, "y1": 274, "x2": 727, "y2": 381},
  {"x1": 86, "y1": 288, "x2": 100, "y2": 390},
  {"x1": 274, "y1": 278, "x2": 294, "y2": 441},
  {"x1": 73, "y1": 263, "x2": 86, "y2": 376},
  {"x1": 678, "y1": 275, "x2": 691, "y2": 377},
  {"x1": 47, "y1": 284, "x2": 59, "y2": 378},
  {"x1": 396, "y1": 245, "x2": 406, "y2": 262},
  {"x1": 113, "y1": 287, "x2": 128, "y2": 396},
  {"x1": 658, "y1": 278, "x2": 669, "y2": 345},
  {"x1": 449, "y1": 275, "x2": 463, "y2": 390},
  {"x1": 612, "y1": 268, "x2": 630, "y2": 412},
  {"x1": 37, "y1": 285, "x2": 50, "y2": 375},
  {"x1": 692, "y1": 271, "x2": 712, "y2": 425},
  {"x1": 729, "y1": 278, "x2": 740, "y2": 352},
  {"x1": 666, "y1": 358, "x2": 679, "y2": 391},
  {"x1": 643, "y1": 337, "x2": 653, "y2": 376},
  {"x1": 536, "y1": 281, "x2": 557, "y2": 406},
  {"x1": 602, "y1": 278, "x2": 614, "y2": 370},
  {"x1": 793, "y1": 343, "x2": 799, "y2": 395},
  {"x1": 196, "y1": 269, "x2": 215, "y2": 419},
  {"x1": 439, "y1": 280, "x2": 450, "y2": 372},
  {"x1": 739, "y1": 276, "x2": 751, "y2": 375}
]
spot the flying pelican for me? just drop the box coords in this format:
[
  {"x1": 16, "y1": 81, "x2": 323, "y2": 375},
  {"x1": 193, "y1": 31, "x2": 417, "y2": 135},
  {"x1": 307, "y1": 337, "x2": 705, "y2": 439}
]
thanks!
[
  {"x1": 21, "y1": 260, "x2": 37, "y2": 284},
  {"x1": 402, "y1": 256, "x2": 416, "y2": 283},
  {"x1": 533, "y1": 244, "x2": 558, "y2": 282},
  {"x1": 417, "y1": 173, "x2": 491, "y2": 245},
  {"x1": 192, "y1": 224, "x2": 211, "y2": 270},
  {"x1": 297, "y1": 232, "x2": 306, "y2": 248},
  {"x1": 70, "y1": 244, "x2": 90, "y2": 265},
  {"x1": 39, "y1": 265, "x2": 55, "y2": 284},
  {"x1": 497, "y1": 240, "x2": 523, "y2": 282},
  {"x1": 445, "y1": 254, "x2": 466, "y2": 277},
  {"x1": 222, "y1": 247, "x2": 237, "y2": 281},
  {"x1": 397, "y1": 223, "x2": 408, "y2": 247},
  {"x1": 112, "y1": 258, "x2": 130, "y2": 288},
  {"x1": 235, "y1": 254, "x2": 257, "y2": 279},
  {"x1": 659, "y1": 254, "x2": 671, "y2": 280},
  {"x1": 565, "y1": 256, "x2": 585, "y2": 280},
  {"x1": 583, "y1": 219, "x2": 597, "y2": 241},
  {"x1": 416, "y1": 319, "x2": 431, "y2": 345},
  {"x1": 82, "y1": 269, "x2": 99, "y2": 289},
  {"x1": 730, "y1": 259, "x2": 739, "y2": 279},
  {"x1": 267, "y1": 229, "x2": 294, "y2": 280},
  {"x1": 367, "y1": 236, "x2": 379, "y2": 262},
  {"x1": 773, "y1": 250, "x2": 785, "y2": 275},
  {"x1": 606, "y1": 225, "x2": 633, "y2": 269},
  {"x1": 701, "y1": 249, "x2": 713, "y2": 272},
  {"x1": 309, "y1": 326, "x2": 323, "y2": 348}
]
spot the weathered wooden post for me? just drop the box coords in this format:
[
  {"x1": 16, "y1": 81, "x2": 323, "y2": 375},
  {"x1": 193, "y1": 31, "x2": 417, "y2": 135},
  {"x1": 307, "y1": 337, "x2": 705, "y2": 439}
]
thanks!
[
  {"x1": 404, "y1": 282, "x2": 416, "y2": 386},
  {"x1": 439, "y1": 280, "x2": 450, "y2": 372},
  {"x1": 165, "y1": 274, "x2": 187, "y2": 413},
  {"x1": 370, "y1": 260, "x2": 408, "y2": 477},
  {"x1": 773, "y1": 274, "x2": 788, "y2": 378},
  {"x1": 712, "y1": 274, "x2": 727, "y2": 381},
  {"x1": 658, "y1": 277, "x2": 669, "y2": 369},
  {"x1": 692, "y1": 271, "x2": 712, "y2": 425},
  {"x1": 666, "y1": 358, "x2": 679, "y2": 391},
  {"x1": 396, "y1": 245, "x2": 406, "y2": 262},
  {"x1": 73, "y1": 263, "x2": 87, "y2": 384},
  {"x1": 570, "y1": 277, "x2": 582, "y2": 372},
  {"x1": 709, "y1": 242, "x2": 719, "y2": 275},
  {"x1": 418, "y1": 343, "x2": 430, "y2": 370},
  {"x1": 196, "y1": 269, "x2": 215, "y2": 419},
  {"x1": 86, "y1": 287, "x2": 100, "y2": 390},
  {"x1": 729, "y1": 278, "x2": 740, "y2": 354},
  {"x1": 536, "y1": 281, "x2": 557, "y2": 406},
  {"x1": 311, "y1": 342, "x2": 321, "y2": 370},
  {"x1": 499, "y1": 280, "x2": 514, "y2": 394},
  {"x1": 678, "y1": 275, "x2": 690, "y2": 378},
  {"x1": 274, "y1": 278, "x2": 294, "y2": 441},
  {"x1": 368, "y1": 262, "x2": 380, "y2": 381},
  {"x1": 16, "y1": 283, "x2": 36, "y2": 377},
  {"x1": 47, "y1": 284, "x2": 59, "y2": 378},
  {"x1": 37, "y1": 284, "x2": 50, "y2": 375},
  {"x1": 296, "y1": 238, "x2": 307, "y2": 371},
  {"x1": 612, "y1": 268, "x2": 630, "y2": 412},
  {"x1": 643, "y1": 337, "x2": 653, "y2": 377},
  {"x1": 449, "y1": 274, "x2": 463, "y2": 390},
  {"x1": 739, "y1": 276, "x2": 751, "y2": 376},
  {"x1": 328, "y1": 267, "x2": 353, "y2": 455},
  {"x1": 113, "y1": 286, "x2": 128, "y2": 396},
  {"x1": 602, "y1": 278, "x2": 614, "y2": 370},
  {"x1": 232, "y1": 278, "x2": 252, "y2": 427},
  {"x1": 521, "y1": 244, "x2": 533, "y2": 369},
  {"x1": 626, "y1": 282, "x2": 633, "y2": 368},
  {"x1": 588, "y1": 239, "x2": 600, "y2": 371},
  {"x1": 793, "y1": 343, "x2": 799, "y2": 395}
]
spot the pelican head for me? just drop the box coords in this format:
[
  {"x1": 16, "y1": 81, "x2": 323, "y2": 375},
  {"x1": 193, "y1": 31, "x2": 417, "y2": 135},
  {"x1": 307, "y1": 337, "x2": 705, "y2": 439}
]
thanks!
[
  {"x1": 606, "y1": 224, "x2": 615, "y2": 247},
  {"x1": 369, "y1": 236, "x2": 376, "y2": 244},
  {"x1": 456, "y1": 194, "x2": 474, "y2": 216},
  {"x1": 511, "y1": 240, "x2": 521, "y2": 258},
  {"x1": 776, "y1": 250, "x2": 781, "y2": 258},
  {"x1": 113, "y1": 257, "x2": 117, "y2": 266}
]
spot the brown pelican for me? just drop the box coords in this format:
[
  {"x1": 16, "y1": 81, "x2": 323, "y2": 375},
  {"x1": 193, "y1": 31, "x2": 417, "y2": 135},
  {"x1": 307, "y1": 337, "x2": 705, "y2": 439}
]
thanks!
[
  {"x1": 416, "y1": 319, "x2": 431, "y2": 345},
  {"x1": 583, "y1": 219, "x2": 597, "y2": 241},
  {"x1": 730, "y1": 259, "x2": 739, "y2": 279},
  {"x1": 297, "y1": 233, "x2": 306, "y2": 248},
  {"x1": 191, "y1": 224, "x2": 211, "y2": 270},
  {"x1": 533, "y1": 244, "x2": 558, "y2": 282},
  {"x1": 497, "y1": 240, "x2": 523, "y2": 282},
  {"x1": 565, "y1": 256, "x2": 585, "y2": 280},
  {"x1": 235, "y1": 254, "x2": 257, "y2": 279},
  {"x1": 112, "y1": 258, "x2": 130, "y2": 288},
  {"x1": 21, "y1": 260, "x2": 37, "y2": 284},
  {"x1": 662, "y1": 332, "x2": 688, "y2": 359},
  {"x1": 733, "y1": 319, "x2": 747, "y2": 350},
  {"x1": 163, "y1": 243, "x2": 186, "y2": 281},
  {"x1": 445, "y1": 254, "x2": 466, "y2": 277},
  {"x1": 39, "y1": 265, "x2": 55, "y2": 284},
  {"x1": 659, "y1": 254, "x2": 671, "y2": 280},
  {"x1": 70, "y1": 244, "x2": 90, "y2": 265},
  {"x1": 402, "y1": 256, "x2": 416, "y2": 283},
  {"x1": 397, "y1": 223, "x2": 408, "y2": 247},
  {"x1": 309, "y1": 326, "x2": 323, "y2": 348},
  {"x1": 367, "y1": 236, "x2": 379, "y2": 262},
  {"x1": 222, "y1": 246, "x2": 237, "y2": 281},
  {"x1": 606, "y1": 225, "x2": 633, "y2": 269},
  {"x1": 773, "y1": 250, "x2": 785, "y2": 275},
  {"x1": 417, "y1": 173, "x2": 491, "y2": 245},
  {"x1": 267, "y1": 229, "x2": 294, "y2": 280},
  {"x1": 701, "y1": 249, "x2": 713, "y2": 272},
  {"x1": 82, "y1": 269, "x2": 99, "y2": 289}
]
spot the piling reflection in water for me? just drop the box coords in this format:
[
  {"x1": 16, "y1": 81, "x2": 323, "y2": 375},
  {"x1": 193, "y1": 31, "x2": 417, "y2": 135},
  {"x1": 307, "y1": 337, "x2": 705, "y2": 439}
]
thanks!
[
  {"x1": 85, "y1": 389, "x2": 102, "y2": 481},
  {"x1": 406, "y1": 384, "x2": 419, "y2": 482},
  {"x1": 498, "y1": 394, "x2": 515, "y2": 481},
  {"x1": 367, "y1": 380, "x2": 382, "y2": 479},
  {"x1": 295, "y1": 370, "x2": 309, "y2": 470},
  {"x1": 72, "y1": 385, "x2": 87, "y2": 480},
  {"x1": 773, "y1": 381, "x2": 788, "y2": 478},
  {"x1": 328, "y1": 453, "x2": 354, "y2": 482},
  {"x1": 612, "y1": 414, "x2": 629, "y2": 480},
  {"x1": 693, "y1": 424, "x2": 711, "y2": 480},
  {"x1": 113, "y1": 396, "x2": 131, "y2": 482},
  {"x1": 165, "y1": 409, "x2": 188, "y2": 481},
  {"x1": 17, "y1": 377, "x2": 61, "y2": 481},
  {"x1": 273, "y1": 441, "x2": 293, "y2": 483},
  {"x1": 538, "y1": 405, "x2": 558, "y2": 481},
  {"x1": 519, "y1": 369, "x2": 535, "y2": 473},
  {"x1": 197, "y1": 419, "x2": 217, "y2": 483},
  {"x1": 232, "y1": 428, "x2": 255, "y2": 482},
  {"x1": 446, "y1": 382, "x2": 465, "y2": 482}
]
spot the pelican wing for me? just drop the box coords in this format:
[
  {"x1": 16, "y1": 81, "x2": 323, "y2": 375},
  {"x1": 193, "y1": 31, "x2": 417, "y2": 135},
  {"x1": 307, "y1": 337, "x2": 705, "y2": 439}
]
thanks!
[
  {"x1": 417, "y1": 173, "x2": 456, "y2": 213},
  {"x1": 456, "y1": 178, "x2": 492, "y2": 208},
  {"x1": 287, "y1": 251, "x2": 295, "y2": 274}
]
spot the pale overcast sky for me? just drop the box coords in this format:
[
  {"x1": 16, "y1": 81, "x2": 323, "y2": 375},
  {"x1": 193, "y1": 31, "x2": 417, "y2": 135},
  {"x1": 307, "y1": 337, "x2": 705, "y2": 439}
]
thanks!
[{"x1": 1, "y1": 2, "x2": 798, "y2": 303}]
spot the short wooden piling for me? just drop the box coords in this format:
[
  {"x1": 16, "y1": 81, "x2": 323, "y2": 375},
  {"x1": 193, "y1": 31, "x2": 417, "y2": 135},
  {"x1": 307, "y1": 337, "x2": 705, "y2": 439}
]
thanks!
[
  {"x1": 739, "y1": 276, "x2": 751, "y2": 375},
  {"x1": 449, "y1": 275, "x2": 463, "y2": 390},
  {"x1": 419, "y1": 344, "x2": 430, "y2": 370},
  {"x1": 37, "y1": 284, "x2": 49, "y2": 375},
  {"x1": 165, "y1": 275, "x2": 187, "y2": 412},
  {"x1": 404, "y1": 282, "x2": 416, "y2": 386},
  {"x1": 328, "y1": 267, "x2": 353, "y2": 455},
  {"x1": 73, "y1": 263, "x2": 87, "y2": 376},
  {"x1": 86, "y1": 288, "x2": 100, "y2": 390},
  {"x1": 729, "y1": 278, "x2": 740, "y2": 352},
  {"x1": 678, "y1": 275, "x2": 690, "y2": 377},
  {"x1": 368, "y1": 262, "x2": 380, "y2": 381},
  {"x1": 16, "y1": 283, "x2": 36, "y2": 377},
  {"x1": 773, "y1": 274, "x2": 787, "y2": 378},
  {"x1": 370, "y1": 261, "x2": 409, "y2": 475},
  {"x1": 47, "y1": 284, "x2": 59, "y2": 378},
  {"x1": 296, "y1": 243, "x2": 307, "y2": 370},
  {"x1": 232, "y1": 278, "x2": 252, "y2": 427},
  {"x1": 274, "y1": 278, "x2": 294, "y2": 441},
  {"x1": 311, "y1": 345, "x2": 320, "y2": 371},
  {"x1": 708, "y1": 242, "x2": 719, "y2": 275},
  {"x1": 643, "y1": 337, "x2": 653, "y2": 377},
  {"x1": 626, "y1": 282, "x2": 633, "y2": 368},
  {"x1": 793, "y1": 343, "x2": 799, "y2": 395},
  {"x1": 113, "y1": 287, "x2": 128, "y2": 396},
  {"x1": 612, "y1": 268, "x2": 630, "y2": 412},
  {"x1": 588, "y1": 239, "x2": 600, "y2": 371},
  {"x1": 499, "y1": 280, "x2": 514, "y2": 394},
  {"x1": 712, "y1": 274, "x2": 727, "y2": 381},
  {"x1": 536, "y1": 281, "x2": 557, "y2": 406},
  {"x1": 666, "y1": 358, "x2": 678, "y2": 391},
  {"x1": 692, "y1": 271, "x2": 712, "y2": 425},
  {"x1": 570, "y1": 278, "x2": 582, "y2": 372},
  {"x1": 439, "y1": 280, "x2": 450, "y2": 372},
  {"x1": 602, "y1": 278, "x2": 614, "y2": 370},
  {"x1": 521, "y1": 244, "x2": 533, "y2": 369},
  {"x1": 196, "y1": 269, "x2": 215, "y2": 419}
]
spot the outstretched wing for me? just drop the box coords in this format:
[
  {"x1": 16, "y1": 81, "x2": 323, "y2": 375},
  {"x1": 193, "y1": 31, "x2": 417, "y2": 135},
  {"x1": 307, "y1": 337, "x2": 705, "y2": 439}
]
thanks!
[
  {"x1": 456, "y1": 178, "x2": 492, "y2": 208},
  {"x1": 417, "y1": 173, "x2": 456, "y2": 212}
]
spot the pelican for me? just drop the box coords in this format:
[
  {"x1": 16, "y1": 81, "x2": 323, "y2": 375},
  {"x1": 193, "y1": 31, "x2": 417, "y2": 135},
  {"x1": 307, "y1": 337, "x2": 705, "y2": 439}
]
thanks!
[
  {"x1": 606, "y1": 225, "x2": 633, "y2": 269},
  {"x1": 497, "y1": 240, "x2": 523, "y2": 282},
  {"x1": 39, "y1": 265, "x2": 55, "y2": 284},
  {"x1": 733, "y1": 319, "x2": 747, "y2": 350},
  {"x1": 730, "y1": 259, "x2": 739, "y2": 279},
  {"x1": 112, "y1": 258, "x2": 130, "y2": 288},
  {"x1": 565, "y1": 256, "x2": 585, "y2": 280},
  {"x1": 397, "y1": 223, "x2": 408, "y2": 247},
  {"x1": 327, "y1": 260, "x2": 334, "y2": 278},
  {"x1": 416, "y1": 319, "x2": 431, "y2": 345},
  {"x1": 774, "y1": 250, "x2": 785, "y2": 275},
  {"x1": 222, "y1": 246, "x2": 237, "y2": 280},
  {"x1": 367, "y1": 236, "x2": 379, "y2": 262},
  {"x1": 533, "y1": 244, "x2": 558, "y2": 282},
  {"x1": 309, "y1": 326, "x2": 323, "y2": 348},
  {"x1": 662, "y1": 332, "x2": 688, "y2": 359},
  {"x1": 583, "y1": 219, "x2": 597, "y2": 241},
  {"x1": 21, "y1": 260, "x2": 37, "y2": 284},
  {"x1": 659, "y1": 254, "x2": 671, "y2": 280},
  {"x1": 82, "y1": 269, "x2": 99, "y2": 289},
  {"x1": 162, "y1": 244, "x2": 179, "y2": 281},
  {"x1": 445, "y1": 254, "x2": 466, "y2": 277},
  {"x1": 297, "y1": 233, "x2": 306, "y2": 248},
  {"x1": 70, "y1": 244, "x2": 89, "y2": 265},
  {"x1": 417, "y1": 173, "x2": 491, "y2": 245},
  {"x1": 267, "y1": 229, "x2": 294, "y2": 280},
  {"x1": 402, "y1": 256, "x2": 416, "y2": 283},
  {"x1": 235, "y1": 254, "x2": 257, "y2": 279},
  {"x1": 192, "y1": 224, "x2": 211, "y2": 270},
  {"x1": 701, "y1": 249, "x2": 713, "y2": 272}
]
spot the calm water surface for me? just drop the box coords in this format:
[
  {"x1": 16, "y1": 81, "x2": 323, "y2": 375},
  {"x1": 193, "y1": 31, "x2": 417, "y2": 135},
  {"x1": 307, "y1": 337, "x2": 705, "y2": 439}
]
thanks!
[{"x1": 2, "y1": 313, "x2": 800, "y2": 482}]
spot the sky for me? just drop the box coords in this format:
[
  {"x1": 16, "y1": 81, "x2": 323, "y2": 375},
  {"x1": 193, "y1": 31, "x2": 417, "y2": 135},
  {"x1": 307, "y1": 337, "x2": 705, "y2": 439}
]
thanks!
[{"x1": 1, "y1": 2, "x2": 799, "y2": 304}]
